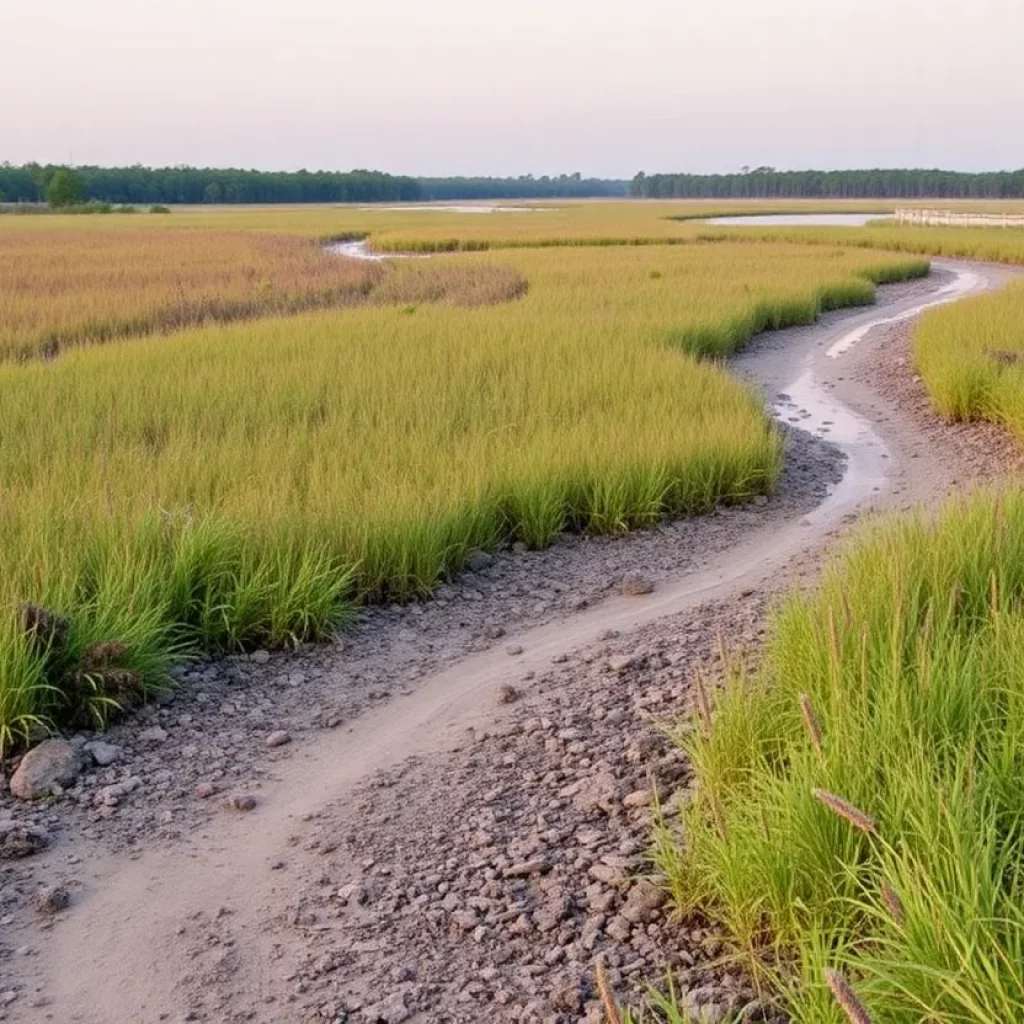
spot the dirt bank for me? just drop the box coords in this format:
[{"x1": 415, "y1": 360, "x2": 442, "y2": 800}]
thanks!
[{"x1": 1, "y1": 262, "x2": 1020, "y2": 1024}]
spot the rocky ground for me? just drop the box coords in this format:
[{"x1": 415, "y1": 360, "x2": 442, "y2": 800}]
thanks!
[{"x1": 1, "y1": 266, "x2": 1022, "y2": 1024}]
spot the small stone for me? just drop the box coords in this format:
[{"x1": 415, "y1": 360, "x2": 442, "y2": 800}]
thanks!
[
  {"x1": 0, "y1": 820, "x2": 49, "y2": 860},
  {"x1": 497, "y1": 684, "x2": 520, "y2": 705},
  {"x1": 607, "y1": 655, "x2": 635, "y2": 673},
  {"x1": 451, "y1": 910, "x2": 478, "y2": 931},
  {"x1": 620, "y1": 880, "x2": 667, "y2": 924},
  {"x1": 466, "y1": 551, "x2": 494, "y2": 572},
  {"x1": 506, "y1": 644, "x2": 524, "y2": 657},
  {"x1": 35, "y1": 884, "x2": 71, "y2": 915},
  {"x1": 250, "y1": 649, "x2": 271, "y2": 665},
  {"x1": 83, "y1": 741, "x2": 121, "y2": 767},
  {"x1": 264, "y1": 730, "x2": 291, "y2": 748},
  {"x1": 194, "y1": 781, "x2": 217, "y2": 799},
  {"x1": 623, "y1": 790, "x2": 651, "y2": 809},
  {"x1": 367, "y1": 991, "x2": 411, "y2": 1024},
  {"x1": 505, "y1": 858, "x2": 549, "y2": 878},
  {"x1": 224, "y1": 794, "x2": 258, "y2": 812},
  {"x1": 137, "y1": 726, "x2": 168, "y2": 745},
  {"x1": 606, "y1": 915, "x2": 633, "y2": 941},
  {"x1": 621, "y1": 573, "x2": 655, "y2": 596},
  {"x1": 10, "y1": 740, "x2": 81, "y2": 800}
]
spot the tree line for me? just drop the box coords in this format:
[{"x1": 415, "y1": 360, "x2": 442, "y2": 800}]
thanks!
[
  {"x1": 418, "y1": 174, "x2": 628, "y2": 200},
  {"x1": 0, "y1": 164, "x2": 422, "y2": 206},
  {"x1": 0, "y1": 163, "x2": 629, "y2": 207},
  {"x1": 631, "y1": 168, "x2": 1024, "y2": 200}
]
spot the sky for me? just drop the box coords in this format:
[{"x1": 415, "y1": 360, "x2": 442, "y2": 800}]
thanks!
[{"x1": 2, "y1": 0, "x2": 1023, "y2": 178}]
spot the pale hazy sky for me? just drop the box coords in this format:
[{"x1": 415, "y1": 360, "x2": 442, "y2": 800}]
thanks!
[{"x1": 3, "y1": 0, "x2": 1023, "y2": 177}]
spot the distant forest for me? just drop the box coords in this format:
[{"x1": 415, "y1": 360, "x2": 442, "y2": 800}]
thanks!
[
  {"x1": 8, "y1": 163, "x2": 1024, "y2": 206},
  {"x1": 0, "y1": 163, "x2": 628, "y2": 205},
  {"x1": 631, "y1": 168, "x2": 1024, "y2": 200}
]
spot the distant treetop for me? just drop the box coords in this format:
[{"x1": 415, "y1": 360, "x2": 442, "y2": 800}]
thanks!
[
  {"x1": 631, "y1": 168, "x2": 1024, "y2": 199},
  {"x1": 0, "y1": 163, "x2": 628, "y2": 206}
]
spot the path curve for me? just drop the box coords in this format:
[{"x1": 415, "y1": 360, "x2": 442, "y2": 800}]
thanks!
[{"x1": 5, "y1": 259, "x2": 1017, "y2": 1024}]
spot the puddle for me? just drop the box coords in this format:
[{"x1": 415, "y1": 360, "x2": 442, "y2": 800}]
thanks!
[
  {"x1": 705, "y1": 213, "x2": 889, "y2": 227},
  {"x1": 826, "y1": 264, "x2": 986, "y2": 358},
  {"x1": 773, "y1": 362, "x2": 890, "y2": 525},
  {"x1": 327, "y1": 240, "x2": 430, "y2": 262}
]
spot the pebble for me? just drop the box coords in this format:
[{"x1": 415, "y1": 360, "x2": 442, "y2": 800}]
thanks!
[
  {"x1": 264, "y1": 731, "x2": 292, "y2": 748},
  {"x1": 224, "y1": 794, "x2": 258, "y2": 813}
]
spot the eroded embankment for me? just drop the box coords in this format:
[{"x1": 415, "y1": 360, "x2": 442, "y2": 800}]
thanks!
[{"x1": 0, "y1": 262, "x2": 1017, "y2": 1024}]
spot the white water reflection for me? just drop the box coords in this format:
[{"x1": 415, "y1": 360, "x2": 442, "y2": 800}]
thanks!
[
  {"x1": 774, "y1": 363, "x2": 891, "y2": 526},
  {"x1": 328, "y1": 240, "x2": 430, "y2": 262},
  {"x1": 705, "y1": 213, "x2": 888, "y2": 227},
  {"x1": 826, "y1": 264, "x2": 987, "y2": 358}
]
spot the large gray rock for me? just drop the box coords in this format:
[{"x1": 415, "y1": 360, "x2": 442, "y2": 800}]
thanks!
[{"x1": 9, "y1": 739, "x2": 81, "y2": 800}]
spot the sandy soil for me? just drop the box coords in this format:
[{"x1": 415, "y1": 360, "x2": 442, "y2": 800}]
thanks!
[{"x1": 1, "y1": 261, "x2": 1021, "y2": 1024}]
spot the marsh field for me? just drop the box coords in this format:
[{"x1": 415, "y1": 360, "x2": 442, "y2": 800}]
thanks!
[{"x1": 5, "y1": 199, "x2": 1024, "y2": 1022}]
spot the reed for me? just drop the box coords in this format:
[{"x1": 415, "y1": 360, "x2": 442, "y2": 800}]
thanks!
[{"x1": 656, "y1": 489, "x2": 1024, "y2": 1022}]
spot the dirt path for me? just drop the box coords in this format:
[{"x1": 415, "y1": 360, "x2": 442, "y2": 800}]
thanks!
[{"x1": 1, "y1": 261, "x2": 1021, "y2": 1024}]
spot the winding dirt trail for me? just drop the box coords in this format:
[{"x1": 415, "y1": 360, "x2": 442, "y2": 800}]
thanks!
[{"x1": 3, "y1": 260, "x2": 1020, "y2": 1024}]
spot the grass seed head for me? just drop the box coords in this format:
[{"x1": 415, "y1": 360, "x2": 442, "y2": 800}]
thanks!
[
  {"x1": 811, "y1": 788, "x2": 877, "y2": 835},
  {"x1": 824, "y1": 969, "x2": 873, "y2": 1024}
]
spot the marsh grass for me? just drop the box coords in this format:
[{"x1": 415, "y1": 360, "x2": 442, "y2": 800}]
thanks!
[
  {"x1": 912, "y1": 281, "x2": 1024, "y2": 434},
  {"x1": 656, "y1": 489, "x2": 1024, "y2": 1022},
  {"x1": 0, "y1": 227, "x2": 526, "y2": 359},
  {"x1": 0, "y1": 237, "x2": 927, "y2": 749}
]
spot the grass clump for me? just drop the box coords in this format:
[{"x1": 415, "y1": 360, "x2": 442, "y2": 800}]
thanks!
[
  {"x1": 913, "y1": 281, "x2": 1024, "y2": 432},
  {"x1": 656, "y1": 489, "x2": 1024, "y2": 1022}
]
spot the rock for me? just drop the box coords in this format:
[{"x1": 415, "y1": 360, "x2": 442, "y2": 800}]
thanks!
[
  {"x1": 621, "y1": 573, "x2": 655, "y2": 596},
  {"x1": 605, "y1": 915, "x2": 633, "y2": 941},
  {"x1": 506, "y1": 644, "x2": 524, "y2": 657},
  {"x1": 194, "y1": 781, "x2": 217, "y2": 799},
  {"x1": 620, "y1": 880, "x2": 666, "y2": 924},
  {"x1": 497, "y1": 684, "x2": 520, "y2": 705},
  {"x1": 98, "y1": 777, "x2": 141, "y2": 806},
  {"x1": 553, "y1": 977, "x2": 587, "y2": 1013},
  {"x1": 0, "y1": 820, "x2": 49, "y2": 859},
  {"x1": 367, "y1": 990, "x2": 411, "y2": 1023},
  {"x1": 466, "y1": 551, "x2": 494, "y2": 572},
  {"x1": 264, "y1": 730, "x2": 291, "y2": 748},
  {"x1": 35, "y1": 884, "x2": 70, "y2": 914},
  {"x1": 10, "y1": 739, "x2": 81, "y2": 800},
  {"x1": 570, "y1": 770, "x2": 619, "y2": 814},
  {"x1": 623, "y1": 790, "x2": 650, "y2": 809},
  {"x1": 505, "y1": 858, "x2": 549, "y2": 878},
  {"x1": 451, "y1": 910, "x2": 478, "y2": 931},
  {"x1": 83, "y1": 741, "x2": 121, "y2": 767},
  {"x1": 607, "y1": 655, "x2": 635, "y2": 673},
  {"x1": 250, "y1": 649, "x2": 271, "y2": 665},
  {"x1": 137, "y1": 726, "x2": 168, "y2": 745},
  {"x1": 224, "y1": 794, "x2": 258, "y2": 812}
]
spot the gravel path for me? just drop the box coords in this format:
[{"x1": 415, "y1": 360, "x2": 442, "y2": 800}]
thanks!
[{"x1": 1, "y1": 262, "x2": 1021, "y2": 1024}]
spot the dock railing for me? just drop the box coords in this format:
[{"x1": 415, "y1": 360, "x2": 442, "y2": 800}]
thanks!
[{"x1": 896, "y1": 208, "x2": 1024, "y2": 228}]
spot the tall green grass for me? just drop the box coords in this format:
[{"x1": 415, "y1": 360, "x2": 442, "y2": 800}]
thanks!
[
  {"x1": 0, "y1": 241, "x2": 927, "y2": 752},
  {"x1": 700, "y1": 221, "x2": 1024, "y2": 269},
  {"x1": 913, "y1": 281, "x2": 1024, "y2": 434},
  {"x1": 656, "y1": 489, "x2": 1024, "y2": 1022}
]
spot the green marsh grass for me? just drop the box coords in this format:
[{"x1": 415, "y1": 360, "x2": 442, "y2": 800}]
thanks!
[
  {"x1": 913, "y1": 281, "x2": 1024, "y2": 432},
  {"x1": 0, "y1": 239, "x2": 926, "y2": 749},
  {"x1": 656, "y1": 489, "x2": 1024, "y2": 1023}
]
